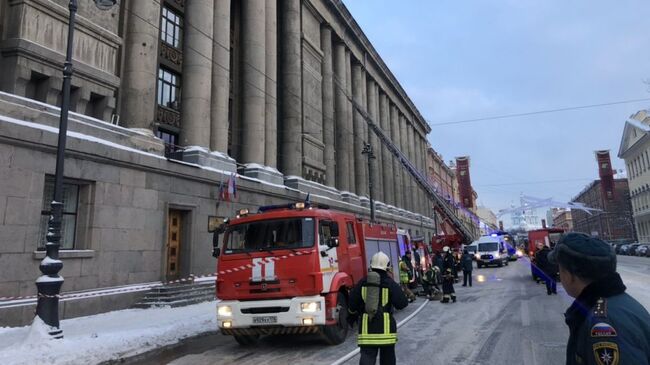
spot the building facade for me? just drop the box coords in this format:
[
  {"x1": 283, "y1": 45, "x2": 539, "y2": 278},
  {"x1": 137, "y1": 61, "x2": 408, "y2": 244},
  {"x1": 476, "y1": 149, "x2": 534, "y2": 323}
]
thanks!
[
  {"x1": 618, "y1": 110, "x2": 650, "y2": 242},
  {"x1": 571, "y1": 179, "x2": 635, "y2": 241},
  {"x1": 552, "y1": 209, "x2": 573, "y2": 231},
  {"x1": 0, "y1": 0, "x2": 443, "y2": 326},
  {"x1": 476, "y1": 205, "x2": 498, "y2": 235}
]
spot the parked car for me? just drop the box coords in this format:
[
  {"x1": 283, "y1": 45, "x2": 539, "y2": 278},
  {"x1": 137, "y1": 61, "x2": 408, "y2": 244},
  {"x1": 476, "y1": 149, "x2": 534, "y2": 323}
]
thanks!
[
  {"x1": 636, "y1": 244, "x2": 649, "y2": 257},
  {"x1": 628, "y1": 243, "x2": 642, "y2": 256},
  {"x1": 613, "y1": 243, "x2": 626, "y2": 254},
  {"x1": 619, "y1": 244, "x2": 631, "y2": 255}
]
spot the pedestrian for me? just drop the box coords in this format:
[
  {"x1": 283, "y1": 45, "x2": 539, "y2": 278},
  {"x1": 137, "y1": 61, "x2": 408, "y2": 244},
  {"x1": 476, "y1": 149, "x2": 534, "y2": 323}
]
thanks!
[
  {"x1": 548, "y1": 233, "x2": 650, "y2": 365},
  {"x1": 348, "y1": 252, "x2": 409, "y2": 365},
  {"x1": 441, "y1": 267, "x2": 456, "y2": 303},
  {"x1": 461, "y1": 249, "x2": 473, "y2": 287},
  {"x1": 398, "y1": 256, "x2": 416, "y2": 302},
  {"x1": 535, "y1": 243, "x2": 557, "y2": 295}
]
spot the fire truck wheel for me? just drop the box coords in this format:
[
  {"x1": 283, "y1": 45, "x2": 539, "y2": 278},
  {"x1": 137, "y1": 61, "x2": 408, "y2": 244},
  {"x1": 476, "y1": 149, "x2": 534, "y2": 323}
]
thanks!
[
  {"x1": 321, "y1": 291, "x2": 349, "y2": 345},
  {"x1": 234, "y1": 334, "x2": 259, "y2": 346}
]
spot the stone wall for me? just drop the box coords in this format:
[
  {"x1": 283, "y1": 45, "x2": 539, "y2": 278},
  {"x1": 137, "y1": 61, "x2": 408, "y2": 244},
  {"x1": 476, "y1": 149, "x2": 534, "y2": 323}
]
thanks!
[{"x1": 0, "y1": 92, "x2": 435, "y2": 326}]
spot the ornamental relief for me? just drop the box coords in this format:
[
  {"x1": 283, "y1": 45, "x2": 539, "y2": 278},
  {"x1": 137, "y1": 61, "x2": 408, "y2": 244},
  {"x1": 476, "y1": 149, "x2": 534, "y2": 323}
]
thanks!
[
  {"x1": 157, "y1": 107, "x2": 181, "y2": 128},
  {"x1": 160, "y1": 43, "x2": 183, "y2": 67}
]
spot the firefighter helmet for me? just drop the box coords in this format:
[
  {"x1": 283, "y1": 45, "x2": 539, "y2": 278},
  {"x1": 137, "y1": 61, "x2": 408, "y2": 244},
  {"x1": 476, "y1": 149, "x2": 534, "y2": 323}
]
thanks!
[
  {"x1": 370, "y1": 252, "x2": 390, "y2": 271},
  {"x1": 443, "y1": 246, "x2": 450, "y2": 253}
]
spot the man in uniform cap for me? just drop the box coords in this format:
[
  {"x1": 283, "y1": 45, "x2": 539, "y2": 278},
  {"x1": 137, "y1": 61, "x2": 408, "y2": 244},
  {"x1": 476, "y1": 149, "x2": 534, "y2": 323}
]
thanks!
[{"x1": 548, "y1": 233, "x2": 650, "y2": 365}]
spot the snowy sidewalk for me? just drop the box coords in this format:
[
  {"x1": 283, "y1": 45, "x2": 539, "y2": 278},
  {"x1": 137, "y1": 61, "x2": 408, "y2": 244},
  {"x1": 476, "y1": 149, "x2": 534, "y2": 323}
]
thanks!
[{"x1": 0, "y1": 300, "x2": 219, "y2": 365}]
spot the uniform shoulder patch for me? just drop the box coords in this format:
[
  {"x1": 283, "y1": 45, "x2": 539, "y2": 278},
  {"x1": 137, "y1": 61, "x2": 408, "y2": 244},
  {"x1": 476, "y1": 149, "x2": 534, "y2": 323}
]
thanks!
[
  {"x1": 593, "y1": 342, "x2": 619, "y2": 365},
  {"x1": 591, "y1": 322, "x2": 618, "y2": 338}
]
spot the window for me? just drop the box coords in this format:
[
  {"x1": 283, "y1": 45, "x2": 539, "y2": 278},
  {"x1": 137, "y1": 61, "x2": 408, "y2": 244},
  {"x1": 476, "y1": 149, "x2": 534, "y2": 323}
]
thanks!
[
  {"x1": 38, "y1": 176, "x2": 80, "y2": 250},
  {"x1": 160, "y1": 6, "x2": 183, "y2": 49},
  {"x1": 26, "y1": 71, "x2": 50, "y2": 103},
  {"x1": 223, "y1": 218, "x2": 315, "y2": 253},
  {"x1": 346, "y1": 222, "x2": 356, "y2": 244},
  {"x1": 155, "y1": 128, "x2": 179, "y2": 156},
  {"x1": 157, "y1": 68, "x2": 181, "y2": 110}
]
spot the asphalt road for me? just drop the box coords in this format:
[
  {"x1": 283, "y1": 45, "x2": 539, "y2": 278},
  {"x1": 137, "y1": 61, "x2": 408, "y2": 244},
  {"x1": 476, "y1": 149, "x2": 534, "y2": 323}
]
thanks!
[{"x1": 129, "y1": 255, "x2": 649, "y2": 365}]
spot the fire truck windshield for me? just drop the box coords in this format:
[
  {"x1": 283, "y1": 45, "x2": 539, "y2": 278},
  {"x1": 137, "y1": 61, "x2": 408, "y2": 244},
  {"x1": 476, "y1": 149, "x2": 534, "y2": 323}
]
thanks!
[{"x1": 223, "y1": 218, "x2": 315, "y2": 254}]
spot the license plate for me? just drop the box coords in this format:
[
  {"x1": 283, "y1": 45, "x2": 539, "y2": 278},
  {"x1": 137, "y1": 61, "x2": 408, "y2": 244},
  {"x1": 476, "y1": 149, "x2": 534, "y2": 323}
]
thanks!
[{"x1": 252, "y1": 316, "x2": 277, "y2": 324}]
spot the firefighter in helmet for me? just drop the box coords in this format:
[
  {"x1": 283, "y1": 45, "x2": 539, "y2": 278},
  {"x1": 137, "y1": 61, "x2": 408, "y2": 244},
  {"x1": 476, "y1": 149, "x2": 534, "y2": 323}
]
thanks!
[{"x1": 348, "y1": 252, "x2": 409, "y2": 365}]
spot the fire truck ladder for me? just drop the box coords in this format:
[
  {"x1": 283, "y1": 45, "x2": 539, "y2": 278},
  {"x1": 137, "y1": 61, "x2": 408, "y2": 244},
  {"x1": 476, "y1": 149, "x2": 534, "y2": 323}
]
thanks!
[{"x1": 350, "y1": 100, "x2": 477, "y2": 243}]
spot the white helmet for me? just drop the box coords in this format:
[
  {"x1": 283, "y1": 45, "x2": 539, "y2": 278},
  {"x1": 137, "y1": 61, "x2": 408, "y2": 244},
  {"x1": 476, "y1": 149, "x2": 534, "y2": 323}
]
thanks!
[
  {"x1": 370, "y1": 252, "x2": 390, "y2": 271},
  {"x1": 443, "y1": 246, "x2": 450, "y2": 253}
]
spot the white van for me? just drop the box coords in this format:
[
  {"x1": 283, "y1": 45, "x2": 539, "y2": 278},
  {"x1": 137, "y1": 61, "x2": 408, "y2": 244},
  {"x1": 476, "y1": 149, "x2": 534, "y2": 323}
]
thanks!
[{"x1": 475, "y1": 236, "x2": 508, "y2": 268}]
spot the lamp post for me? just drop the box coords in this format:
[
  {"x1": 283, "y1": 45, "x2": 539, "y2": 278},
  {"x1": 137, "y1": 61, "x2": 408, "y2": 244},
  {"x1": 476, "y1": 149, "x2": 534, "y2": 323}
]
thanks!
[
  {"x1": 36, "y1": 0, "x2": 117, "y2": 339},
  {"x1": 362, "y1": 142, "x2": 376, "y2": 222}
]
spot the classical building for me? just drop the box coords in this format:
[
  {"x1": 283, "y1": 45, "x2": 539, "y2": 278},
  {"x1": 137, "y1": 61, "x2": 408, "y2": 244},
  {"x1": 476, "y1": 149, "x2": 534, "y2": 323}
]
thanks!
[
  {"x1": 571, "y1": 179, "x2": 635, "y2": 241},
  {"x1": 0, "y1": 0, "x2": 447, "y2": 326},
  {"x1": 618, "y1": 110, "x2": 650, "y2": 242},
  {"x1": 425, "y1": 147, "x2": 480, "y2": 240}
]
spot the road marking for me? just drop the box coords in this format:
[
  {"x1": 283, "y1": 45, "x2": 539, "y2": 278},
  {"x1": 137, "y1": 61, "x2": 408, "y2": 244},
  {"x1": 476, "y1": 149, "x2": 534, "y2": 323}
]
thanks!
[
  {"x1": 329, "y1": 299, "x2": 429, "y2": 365},
  {"x1": 521, "y1": 299, "x2": 531, "y2": 327}
]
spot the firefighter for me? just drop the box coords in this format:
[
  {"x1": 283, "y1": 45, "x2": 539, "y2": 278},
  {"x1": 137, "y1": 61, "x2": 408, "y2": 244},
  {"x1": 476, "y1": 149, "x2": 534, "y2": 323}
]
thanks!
[
  {"x1": 421, "y1": 263, "x2": 440, "y2": 300},
  {"x1": 548, "y1": 233, "x2": 650, "y2": 365},
  {"x1": 441, "y1": 267, "x2": 456, "y2": 303},
  {"x1": 399, "y1": 256, "x2": 416, "y2": 302},
  {"x1": 348, "y1": 252, "x2": 409, "y2": 365}
]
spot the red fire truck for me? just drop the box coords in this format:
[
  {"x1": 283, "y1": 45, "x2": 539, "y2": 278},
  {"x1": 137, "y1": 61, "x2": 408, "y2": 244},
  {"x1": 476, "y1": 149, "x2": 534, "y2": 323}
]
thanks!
[{"x1": 212, "y1": 202, "x2": 402, "y2": 345}]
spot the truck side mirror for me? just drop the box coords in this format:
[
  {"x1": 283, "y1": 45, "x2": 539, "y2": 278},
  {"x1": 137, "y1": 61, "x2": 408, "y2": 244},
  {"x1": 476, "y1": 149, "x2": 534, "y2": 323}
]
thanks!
[
  {"x1": 327, "y1": 237, "x2": 340, "y2": 248},
  {"x1": 330, "y1": 223, "x2": 339, "y2": 238},
  {"x1": 212, "y1": 233, "x2": 221, "y2": 258}
]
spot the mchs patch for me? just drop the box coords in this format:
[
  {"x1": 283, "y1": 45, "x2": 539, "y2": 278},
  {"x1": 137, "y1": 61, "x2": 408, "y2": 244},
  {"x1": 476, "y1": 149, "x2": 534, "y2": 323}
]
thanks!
[{"x1": 591, "y1": 322, "x2": 618, "y2": 338}]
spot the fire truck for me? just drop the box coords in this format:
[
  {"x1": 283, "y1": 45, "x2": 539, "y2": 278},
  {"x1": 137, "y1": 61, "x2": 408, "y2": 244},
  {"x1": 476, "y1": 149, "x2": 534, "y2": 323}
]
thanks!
[
  {"x1": 527, "y1": 227, "x2": 564, "y2": 280},
  {"x1": 212, "y1": 201, "x2": 402, "y2": 345}
]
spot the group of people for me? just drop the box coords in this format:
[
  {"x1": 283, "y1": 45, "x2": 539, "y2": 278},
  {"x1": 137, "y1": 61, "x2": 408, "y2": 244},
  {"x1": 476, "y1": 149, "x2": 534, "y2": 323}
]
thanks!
[
  {"x1": 396, "y1": 246, "x2": 476, "y2": 305},
  {"x1": 534, "y1": 241, "x2": 559, "y2": 295},
  {"x1": 347, "y1": 234, "x2": 650, "y2": 365}
]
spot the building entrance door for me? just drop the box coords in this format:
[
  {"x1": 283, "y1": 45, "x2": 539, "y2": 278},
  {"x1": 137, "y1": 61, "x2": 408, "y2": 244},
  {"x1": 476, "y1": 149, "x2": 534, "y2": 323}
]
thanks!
[{"x1": 167, "y1": 210, "x2": 182, "y2": 280}]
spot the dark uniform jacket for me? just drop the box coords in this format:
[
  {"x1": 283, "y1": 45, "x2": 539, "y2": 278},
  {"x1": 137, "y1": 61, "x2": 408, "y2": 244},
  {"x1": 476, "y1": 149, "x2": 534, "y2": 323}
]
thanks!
[
  {"x1": 565, "y1": 272, "x2": 650, "y2": 365},
  {"x1": 461, "y1": 253, "x2": 473, "y2": 272},
  {"x1": 534, "y1": 246, "x2": 552, "y2": 275},
  {"x1": 348, "y1": 270, "x2": 408, "y2": 346}
]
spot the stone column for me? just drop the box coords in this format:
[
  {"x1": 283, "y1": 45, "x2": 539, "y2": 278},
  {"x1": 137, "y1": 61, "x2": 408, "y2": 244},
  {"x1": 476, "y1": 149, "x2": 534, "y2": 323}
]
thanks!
[
  {"x1": 407, "y1": 119, "x2": 416, "y2": 212},
  {"x1": 352, "y1": 63, "x2": 368, "y2": 197},
  {"x1": 121, "y1": 0, "x2": 160, "y2": 130},
  {"x1": 210, "y1": 0, "x2": 231, "y2": 153},
  {"x1": 180, "y1": 0, "x2": 214, "y2": 148},
  {"x1": 390, "y1": 104, "x2": 402, "y2": 208},
  {"x1": 264, "y1": 0, "x2": 278, "y2": 167},
  {"x1": 367, "y1": 79, "x2": 380, "y2": 202},
  {"x1": 398, "y1": 113, "x2": 409, "y2": 211},
  {"x1": 373, "y1": 83, "x2": 384, "y2": 202},
  {"x1": 240, "y1": 0, "x2": 266, "y2": 163},
  {"x1": 379, "y1": 92, "x2": 393, "y2": 206},
  {"x1": 280, "y1": 0, "x2": 302, "y2": 175},
  {"x1": 321, "y1": 25, "x2": 336, "y2": 187},
  {"x1": 345, "y1": 50, "x2": 356, "y2": 193},
  {"x1": 334, "y1": 42, "x2": 350, "y2": 191}
]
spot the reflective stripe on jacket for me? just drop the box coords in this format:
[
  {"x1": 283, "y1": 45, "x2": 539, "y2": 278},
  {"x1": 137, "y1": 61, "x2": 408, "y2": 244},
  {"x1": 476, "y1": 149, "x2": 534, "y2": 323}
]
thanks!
[{"x1": 358, "y1": 286, "x2": 397, "y2": 346}]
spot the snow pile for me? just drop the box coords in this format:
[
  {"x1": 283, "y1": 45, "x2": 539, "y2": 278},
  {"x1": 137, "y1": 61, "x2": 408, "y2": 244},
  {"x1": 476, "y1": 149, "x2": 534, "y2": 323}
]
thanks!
[{"x1": 0, "y1": 301, "x2": 218, "y2": 365}]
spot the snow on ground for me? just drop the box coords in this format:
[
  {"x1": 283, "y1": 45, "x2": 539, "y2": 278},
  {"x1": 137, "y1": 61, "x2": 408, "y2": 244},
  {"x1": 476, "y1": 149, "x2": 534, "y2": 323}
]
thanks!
[{"x1": 0, "y1": 300, "x2": 218, "y2": 365}]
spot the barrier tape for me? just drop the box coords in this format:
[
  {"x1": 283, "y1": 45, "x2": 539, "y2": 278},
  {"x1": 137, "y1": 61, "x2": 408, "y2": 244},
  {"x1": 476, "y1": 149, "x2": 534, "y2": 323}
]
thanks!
[{"x1": 0, "y1": 248, "x2": 316, "y2": 303}]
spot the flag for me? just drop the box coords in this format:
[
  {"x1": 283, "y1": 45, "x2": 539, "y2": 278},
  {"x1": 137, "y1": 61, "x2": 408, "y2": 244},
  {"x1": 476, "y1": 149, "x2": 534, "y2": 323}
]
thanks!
[
  {"x1": 228, "y1": 173, "x2": 237, "y2": 201},
  {"x1": 218, "y1": 176, "x2": 224, "y2": 201}
]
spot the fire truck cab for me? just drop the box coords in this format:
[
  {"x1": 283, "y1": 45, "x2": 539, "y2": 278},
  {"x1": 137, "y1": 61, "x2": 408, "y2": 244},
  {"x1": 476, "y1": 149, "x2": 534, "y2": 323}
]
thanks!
[{"x1": 213, "y1": 202, "x2": 400, "y2": 346}]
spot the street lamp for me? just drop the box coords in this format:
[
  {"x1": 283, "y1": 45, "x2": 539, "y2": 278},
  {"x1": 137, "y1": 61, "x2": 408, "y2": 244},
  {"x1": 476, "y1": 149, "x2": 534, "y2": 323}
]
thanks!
[
  {"x1": 36, "y1": 0, "x2": 117, "y2": 339},
  {"x1": 362, "y1": 142, "x2": 376, "y2": 222}
]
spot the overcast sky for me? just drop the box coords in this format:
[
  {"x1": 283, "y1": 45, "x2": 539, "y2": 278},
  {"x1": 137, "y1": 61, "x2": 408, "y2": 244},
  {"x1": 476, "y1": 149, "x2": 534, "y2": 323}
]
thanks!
[{"x1": 344, "y1": 0, "x2": 650, "y2": 217}]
